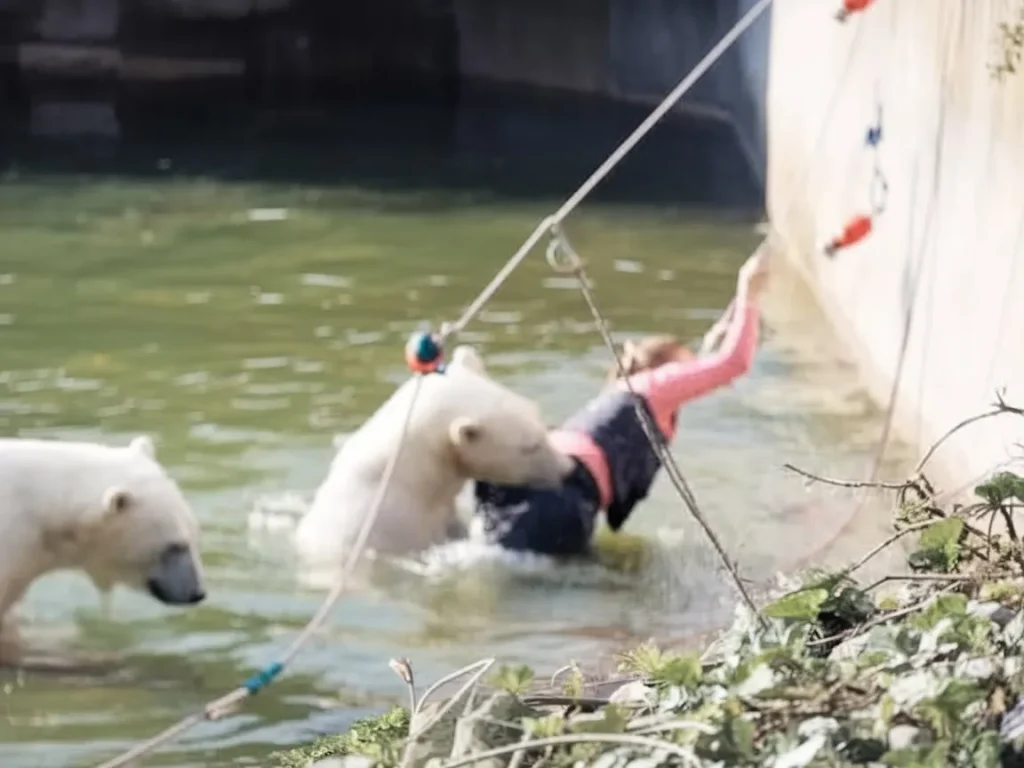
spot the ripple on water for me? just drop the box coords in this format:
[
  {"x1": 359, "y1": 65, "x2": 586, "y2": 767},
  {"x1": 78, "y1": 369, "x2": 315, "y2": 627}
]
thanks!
[
  {"x1": 0, "y1": 158, "x2": 916, "y2": 767},
  {"x1": 300, "y1": 273, "x2": 352, "y2": 289}
]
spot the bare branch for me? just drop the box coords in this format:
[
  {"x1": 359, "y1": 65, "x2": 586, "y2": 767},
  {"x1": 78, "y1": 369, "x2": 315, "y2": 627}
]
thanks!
[{"x1": 783, "y1": 463, "x2": 911, "y2": 491}]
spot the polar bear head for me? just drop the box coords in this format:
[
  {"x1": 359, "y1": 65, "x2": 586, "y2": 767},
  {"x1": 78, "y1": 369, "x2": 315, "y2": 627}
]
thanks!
[{"x1": 70, "y1": 436, "x2": 206, "y2": 606}]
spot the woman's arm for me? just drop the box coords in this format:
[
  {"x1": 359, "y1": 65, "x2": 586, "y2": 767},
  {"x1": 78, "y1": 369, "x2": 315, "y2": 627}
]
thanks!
[
  {"x1": 622, "y1": 248, "x2": 770, "y2": 432},
  {"x1": 627, "y1": 291, "x2": 759, "y2": 419},
  {"x1": 698, "y1": 299, "x2": 735, "y2": 357}
]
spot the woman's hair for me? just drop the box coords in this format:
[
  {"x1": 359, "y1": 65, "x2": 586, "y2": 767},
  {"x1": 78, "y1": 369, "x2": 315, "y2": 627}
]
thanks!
[{"x1": 607, "y1": 335, "x2": 692, "y2": 381}]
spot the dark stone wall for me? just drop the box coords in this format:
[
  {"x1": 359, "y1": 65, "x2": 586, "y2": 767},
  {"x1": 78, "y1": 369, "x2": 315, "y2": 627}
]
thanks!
[{"x1": 0, "y1": 0, "x2": 767, "y2": 203}]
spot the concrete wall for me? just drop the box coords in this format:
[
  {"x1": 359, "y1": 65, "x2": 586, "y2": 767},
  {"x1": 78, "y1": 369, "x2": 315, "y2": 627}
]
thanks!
[{"x1": 766, "y1": 0, "x2": 1024, "y2": 493}]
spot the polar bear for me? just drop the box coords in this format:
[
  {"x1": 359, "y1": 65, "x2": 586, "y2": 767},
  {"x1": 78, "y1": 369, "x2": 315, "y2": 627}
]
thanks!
[
  {"x1": 294, "y1": 345, "x2": 573, "y2": 567},
  {"x1": 0, "y1": 435, "x2": 205, "y2": 664}
]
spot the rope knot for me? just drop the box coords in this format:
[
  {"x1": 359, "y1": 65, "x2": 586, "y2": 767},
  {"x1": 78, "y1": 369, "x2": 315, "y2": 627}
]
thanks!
[{"x1": 405, "y1": 331, "x2": 445, "y2": 374}]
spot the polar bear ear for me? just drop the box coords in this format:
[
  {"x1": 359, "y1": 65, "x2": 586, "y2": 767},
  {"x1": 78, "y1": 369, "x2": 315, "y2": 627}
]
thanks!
[
  {"x1": 450, "y1": 345, "x2": 486, "y2": 375},
  {"x1": 79, "y1": 487, "x2": 132, "y2": 528},
  {"x1": 129, "y1": 435, "x2": 156, "y2": 459},
  {"x1": 449, "y1": 417, "x2": 483, "y2": 447}
]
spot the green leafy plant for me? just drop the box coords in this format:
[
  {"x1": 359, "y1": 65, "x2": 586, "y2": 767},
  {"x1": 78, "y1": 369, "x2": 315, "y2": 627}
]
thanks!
[
  {"x1": 269, "y1": 706, "x2": 409, "y2": 768},
  {"x1": 975, "y1": 471, "x2": 1024, "y2": 506},
  {"x1": 908, "y1": 518, "x2": 964, "y2": 572},
  {"x1": 763, "y1": 587, "x2": 829, "y2": 620},
  {"x1": 560, "y1": 660, "x2": 585, "y2": 700},
  {"x1": 521, "y1": 713, "x2": 565, "y2": 739},
  {"x1": 488, "y1": 663, "x2": 535, "y2": 696},
  {"x1": 617, "y1": 640, "x2": 702, "y2": 688}
]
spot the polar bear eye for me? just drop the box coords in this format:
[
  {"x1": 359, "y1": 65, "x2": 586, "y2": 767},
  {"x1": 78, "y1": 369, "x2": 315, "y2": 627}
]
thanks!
[
  {"x1": 522, "y1": 440, "x2": 544, "y2": 455},
  {"x1": 103, "y1": 487, "x2": 133, "y2": 517}
]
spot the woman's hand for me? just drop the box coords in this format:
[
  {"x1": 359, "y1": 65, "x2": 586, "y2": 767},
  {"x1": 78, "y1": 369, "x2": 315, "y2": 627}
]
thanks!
[{"x1": 737, "y1": 246, "x2": 771, "y2": 301}]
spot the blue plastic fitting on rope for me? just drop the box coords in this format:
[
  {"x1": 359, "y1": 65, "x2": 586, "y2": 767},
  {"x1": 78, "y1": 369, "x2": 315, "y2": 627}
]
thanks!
[
  {"x1": 243, "y1": 661, "x2": 283, "y2": 694},
  {"x1": 405, "y1": 331, "x2": 445, "y2": 374},
  {"x1": 866, "y1": 124, "x2": 882, "y2": 147}
]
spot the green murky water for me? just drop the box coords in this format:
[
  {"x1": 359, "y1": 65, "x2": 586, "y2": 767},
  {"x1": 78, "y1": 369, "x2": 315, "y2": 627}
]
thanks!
[{"x1": 0, "y1": 106, "x2": 912, "y2": 767}]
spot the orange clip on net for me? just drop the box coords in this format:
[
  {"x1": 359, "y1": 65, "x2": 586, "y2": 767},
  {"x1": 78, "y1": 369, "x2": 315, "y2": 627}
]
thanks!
[
  {"x1": 824, "y1": 214, "x2": 873, "y2": 258},
  {"x1": 836, "y1": 0, "x2": 876, "y2": 23}
]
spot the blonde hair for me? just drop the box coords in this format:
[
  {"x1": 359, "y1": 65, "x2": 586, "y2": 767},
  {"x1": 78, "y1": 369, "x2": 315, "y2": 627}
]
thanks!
[{"x1": 608, "y1": 335, "x2": 692, "y2": 381}]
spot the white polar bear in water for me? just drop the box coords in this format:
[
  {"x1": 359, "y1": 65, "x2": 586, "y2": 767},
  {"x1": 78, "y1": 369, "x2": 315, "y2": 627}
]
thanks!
[
  {"x1": 295, "y1": 345, "x2": 573, "y2": 567},
  {"x1": 0, "y1": 435, "x2": 205, "y2": 664}
]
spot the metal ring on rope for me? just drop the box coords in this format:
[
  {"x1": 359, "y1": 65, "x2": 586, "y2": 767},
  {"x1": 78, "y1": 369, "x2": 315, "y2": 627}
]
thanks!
[{"x1": 545, "y1": 230, "x2": 583, "y2": 275}]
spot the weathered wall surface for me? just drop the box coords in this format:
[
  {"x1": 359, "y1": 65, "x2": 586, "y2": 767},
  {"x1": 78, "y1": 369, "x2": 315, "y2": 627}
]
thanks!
[
  {"x1": 453, "y1": 0, "x2": 770, "y2": 177},
  {"x1": 2, "y1": 0, "x2": 770, "y2": 185},
  {"x1": 766, "y1": 0, "x2": 1024, "y2": 493}
]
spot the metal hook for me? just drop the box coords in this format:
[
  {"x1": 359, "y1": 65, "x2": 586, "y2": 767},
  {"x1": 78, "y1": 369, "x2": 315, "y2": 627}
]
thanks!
[{"x1": 545, "y1": 227, "x2": 583, "y2": 274}]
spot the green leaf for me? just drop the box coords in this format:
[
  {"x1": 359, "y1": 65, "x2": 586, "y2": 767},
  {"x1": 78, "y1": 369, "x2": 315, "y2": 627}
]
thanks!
[
  {"x1": 720, "y1": 714, "x2": 756, "y2": 759},
  {"x1": 763, "y1": 588, "x2": 829, "y2": 621},
  {"x1": 654, "y1": 653, "x2": 703, "y2": 688},
  {"x1": 571, "y1": 704, "x2": 629, "y2": 734},
  {"x1": 909, "y1": 518, "x2": 964, "y2": 572},
  {"x1": 915, "y1": 680, "x2": 986, "y2": 738},
  {"x1": 822, "y1": 585, "x2": 875, "y2": 624},
  {"x1": 560, "y1": 661, "x2": 585, "y2": 699},
  {"x1": 909, "y1": 593, "x2": 969, "y2": 632},
  {"x1": 881, "y1": 741, "x2": 951, "y2": 768},
  {"x1": 487, "y1": 664, "x2": 535, "y2": 695},
  {"x1": 969, "y1": 730, "x2": 1002, "y2": 768},
  {"x1": 975, "y1": 471, "x2": 1024, "y2": 505},
  {"x1": 522, "y1": 714, "x2": 564, "y2": 738}
]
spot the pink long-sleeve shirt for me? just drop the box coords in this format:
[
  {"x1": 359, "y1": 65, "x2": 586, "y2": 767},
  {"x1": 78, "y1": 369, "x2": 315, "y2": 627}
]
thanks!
[{"x1": 549, "y1": 298, "x2": 760, "y2": 508}]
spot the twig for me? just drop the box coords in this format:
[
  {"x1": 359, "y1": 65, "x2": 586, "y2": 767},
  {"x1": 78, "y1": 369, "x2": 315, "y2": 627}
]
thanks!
[
  {"x1": 438, "y1": 732, "x2": 701, "y2": 768},
  {"x1": 521, "y1": 695, "x2": 611, "y2": 711},
  {"x1": 995, "y1": 389, "x2": 1024, "y2": 417},
  {"x1": 399, "y1": 658, "x2": 496, "y2": 768},
  {"x1": 547, "y1": 229, "x2": 766, "y2": 630},
  {"x1": 862, "y1": 573, "x2": 987, "y2": 593},
  {"x1": 983, "y1": 504, "x2": 1001, "y2": 561},
  {"x1": 914, "y1": 392, "x2": 1024, "y2": 475},
  {"x1": 844, "y1": 519, "x2": 937, "y2": 576},
  {"x1": 507, "y1": 728, "x2": 533, "y2": 768},
  {"x1": 806, "y1": 585, "x2": 958, "y2": 649},
  {"x1": 1000, "y1": 504, "x2": 1020, "y2": 542},
  {"x1": 390, "y1": 658, "x2": 417, "y2": 714},
  {"x1": 783, "y1": 463, "x2": 911, "y2": 491},
  {"x1": 411, "y1": 658, "x2": 495, "y2": 722},
  {"x1": 628, "y1": 719, "x2": 717, "y2": 736}
]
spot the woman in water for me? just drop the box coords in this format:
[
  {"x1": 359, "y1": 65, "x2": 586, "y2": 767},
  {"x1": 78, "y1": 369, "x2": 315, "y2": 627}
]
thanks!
[{"x1": 473, "y1": 248, "x2": 770, "y2": 557}]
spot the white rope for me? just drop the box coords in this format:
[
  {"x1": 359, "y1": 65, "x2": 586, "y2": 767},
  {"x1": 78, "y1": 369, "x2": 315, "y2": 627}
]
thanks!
[
  {"x1": 443, "y1": 0, "x2": 774, "y2": 340},
  {"x1": 546, "y1": 229, "x2": 766, "y2": 626},
  {"x1": 95, "y1": 376, "x2": 426, "y2": 768},
  {"x1": 96, "y1": 4, "x2": 775, "y2": 763}
]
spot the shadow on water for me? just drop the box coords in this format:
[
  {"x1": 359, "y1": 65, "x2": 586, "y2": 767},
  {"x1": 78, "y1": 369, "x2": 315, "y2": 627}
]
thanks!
[
  {"x1": 0, "y1": 92, "x2": 910, "y2": 766},
  {"x1": 0, "y1": 86, "x2": 762, "y2": 210}
]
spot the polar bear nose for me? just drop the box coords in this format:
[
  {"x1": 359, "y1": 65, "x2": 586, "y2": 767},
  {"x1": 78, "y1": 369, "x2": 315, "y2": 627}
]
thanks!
[{"x1": 146, "y1": 543, "x2": 206, "y2": 606}]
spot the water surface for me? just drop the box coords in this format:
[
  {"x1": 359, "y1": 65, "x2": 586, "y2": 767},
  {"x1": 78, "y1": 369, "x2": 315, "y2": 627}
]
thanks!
[{"x1": 0, "y1": 109, "x2": 911, "y2": 767}]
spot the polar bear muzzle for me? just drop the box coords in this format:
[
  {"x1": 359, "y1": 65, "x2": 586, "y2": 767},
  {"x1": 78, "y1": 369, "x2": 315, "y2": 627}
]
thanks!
[{"x1": 146, "y1": 543, "x2": 205, "y2": 605}]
